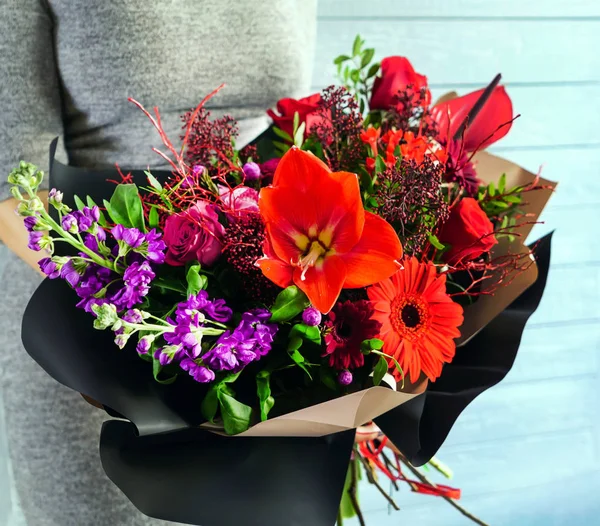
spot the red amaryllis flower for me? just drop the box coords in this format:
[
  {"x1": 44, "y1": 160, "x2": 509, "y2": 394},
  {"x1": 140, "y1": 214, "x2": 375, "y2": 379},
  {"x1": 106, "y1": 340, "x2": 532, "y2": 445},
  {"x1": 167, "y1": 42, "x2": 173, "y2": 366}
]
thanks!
[
  {"x1": 367, "y1": 258, "x2": 463, "y2": 383},
  {"x1": 432, "y1": 86, "x2": 513, "y2": 152},
  {"x1": 266, "y1": 93, "x2": 323, "y2": 139},
  {"x1": 257, "y1": 148, "x2": 403, "y2": 313},
  {"x1": 323, "y1": 300, "x2": 382, "y2": 370},
  {"x1": 370, "y1": 56, "x2": 430, "y2": 111}
]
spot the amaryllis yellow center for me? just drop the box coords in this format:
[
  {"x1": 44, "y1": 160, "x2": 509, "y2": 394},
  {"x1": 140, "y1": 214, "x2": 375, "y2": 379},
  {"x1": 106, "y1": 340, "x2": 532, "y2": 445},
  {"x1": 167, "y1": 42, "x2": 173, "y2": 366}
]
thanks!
[
  {"x1": 390, "y1": 293, "x2": 430, "y2": 339},
  {"x1": 294, "y1": 226, "x2": 336, "y2": 280}
]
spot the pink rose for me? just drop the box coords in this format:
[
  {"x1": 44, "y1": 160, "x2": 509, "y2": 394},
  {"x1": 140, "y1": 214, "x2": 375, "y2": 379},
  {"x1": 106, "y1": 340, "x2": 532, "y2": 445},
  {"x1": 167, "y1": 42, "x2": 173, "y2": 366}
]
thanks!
[
  {"x1": 218, "y1": 185, "x2": 259, "y2": 216},
  {"x1": 163, "y1": 201, "x2": 225, "y2": 267}
]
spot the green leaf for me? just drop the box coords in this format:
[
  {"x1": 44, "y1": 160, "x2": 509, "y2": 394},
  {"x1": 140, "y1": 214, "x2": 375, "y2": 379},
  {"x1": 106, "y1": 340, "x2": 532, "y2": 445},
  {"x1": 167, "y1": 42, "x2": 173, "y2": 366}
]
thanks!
[
  {"x1": 498, "y1": 173, "x2": 506, "y2": 193},
  {"x1": 375, "y1": 155, "x2": 387, "y2": 173},
  {"x1": 372, "y1": 356, "x2": 388, "y2": 386},
  {"x1": 293, "y1": 111, "x2": 300, "y2": 136},
  {"x1": 73, "y1": 194, "x2": 86, "y2": 210},
  {"x1": 352, "y1": 34, "x2": 362, "y2": 57},
  {"x1": 186, "y1": 263, "x2": 207, "y2": 296},
  {"x1": 428, "y1": 233, "x2": 445, "y2": 250},
  {"x1": 488, "y1": 182, "x2": 496, "y2": 197},
  {"x1": 272, "y1": 126, "x2": 294, "y2": 143},
  {"x1": 504, "y1": 194, "x2": 522, "y2": 204},
  {"x1": 339, "y1": 464, "x2": 357, "y2": 519},
  {"x1": 145, "y1": 170, "x2": 163, "y2": 192},
  {"x1": 108, "y1": 184, "x2": 146, "y2": 231},
  {"x1": 288, "y1": 346, "x2": 313, "y2": 380},
  {"x1": 201, "y1": 385, "x2": 219, "y2": 423},
  {"x1": 367, "y1": 338, "x2": 384, "y2": 350},
  {"x1": 149, "y1": 206, "x2": 159, "y2": 229},
  {"x1": 269, "y1": 285, "x2": 310, "y2": 323},
  {"x1": 334, "y1": 54, "x2": 351, "y2": 65},
  {"x1": 366, "y1": 63, "x2": 381, "y2": 79},
  {"x1": 349, "y1": 69, "x2": 360, "y2": 84},
  {"x1": 361, "y1": 48, "x2": 375, "y2": 68},
  {"x1": 152, "y1": 358, "x2": 177, "y2": 385},
  {"x1": 289, "y1": 323, "x2": 321, "y2": 345},
  {"x1": 217, "y1": 390, "x2": 252, "y2": 435},
  {"x1": 294, "y1": 122, "x2": 306, "y2": 148},
  {"x1": 319, "y1": 367, "x2": 338, "y2": 391},
  {"x1": 256, "y1": 371, "x2": 275, "y2": 422}
]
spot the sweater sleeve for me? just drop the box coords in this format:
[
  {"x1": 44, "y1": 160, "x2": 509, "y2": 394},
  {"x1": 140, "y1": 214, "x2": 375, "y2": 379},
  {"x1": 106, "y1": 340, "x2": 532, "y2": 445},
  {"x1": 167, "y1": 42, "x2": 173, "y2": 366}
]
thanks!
[{"x1": 0, "y1": 0, "x2": 67, "y2": 202}]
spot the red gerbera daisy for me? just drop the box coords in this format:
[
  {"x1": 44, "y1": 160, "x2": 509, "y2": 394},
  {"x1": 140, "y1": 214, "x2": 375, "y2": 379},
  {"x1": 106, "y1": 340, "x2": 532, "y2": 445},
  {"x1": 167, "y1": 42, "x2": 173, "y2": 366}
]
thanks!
[
  {"x1": 323, "y1": 300, "x2": 382, "y2": 370},
  {"x1": 367, "y1": 257, "x2": 463, "y2": 383}
]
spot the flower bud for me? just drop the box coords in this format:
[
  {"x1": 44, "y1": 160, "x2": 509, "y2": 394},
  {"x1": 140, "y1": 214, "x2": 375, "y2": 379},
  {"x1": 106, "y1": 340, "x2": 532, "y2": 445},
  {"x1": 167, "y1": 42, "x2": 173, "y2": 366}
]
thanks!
[
  {"x1": 48, "y1": 188, "x2": 63, "y2": 206},
  {"x1": 10, "y1": 186, "x2": 23, "y2": 201},
  {"x1": 338, "y1": 370, "x2": 353, "y2": 386},
  {"x1": 302, "y1": 306, "x2": 322, "y2": 327},
  {"x1": 28, "y1": 197, "x2": 44, "y2": 212},
  {"x1": 16, "y1": 202, "x2": 32, "y2": 216},
  {"x1": 114, "y1": 333, "x2": 130, "y2": 349},
  {"x1": 92, "y1": 303, "x2": 119, "y2": 330},
  {"x1": 242, "y1": 162, "x2": 262, "y2": 181},
  {"x1": 62, "y1": 214, "x2": 79, "y2": 233},
  {"x1": 136, "y1": 335, "x2": 155, "y2": 355}
]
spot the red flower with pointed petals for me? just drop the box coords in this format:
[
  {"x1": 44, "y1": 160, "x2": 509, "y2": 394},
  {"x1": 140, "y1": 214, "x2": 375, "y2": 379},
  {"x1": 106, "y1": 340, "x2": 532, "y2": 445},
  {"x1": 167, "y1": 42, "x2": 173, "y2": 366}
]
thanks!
[
  {"x1": 257, "y1": 148, "x2": 403, "y2": 313},
  {"x1": 370, "y1": 56, "x2": 431, "y2": 111},
  {"x1": 432, "y1": 86, "x2": 513, "y2": 152},
  {"x1": 267, "y1": 93, "x2": 324, "y2": 139}
]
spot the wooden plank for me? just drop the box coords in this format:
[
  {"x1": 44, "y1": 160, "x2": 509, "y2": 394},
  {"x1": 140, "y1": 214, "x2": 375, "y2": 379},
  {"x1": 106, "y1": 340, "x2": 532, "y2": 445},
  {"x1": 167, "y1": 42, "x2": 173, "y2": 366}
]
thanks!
[
  {"x1": 313, "y1": 20, "x2": 600, "y2": 85},
  {"x1": 442, "y1": 377, "x2": 600, "y2": 447},
  {"x1": 506, "y1": 324, "x2": 600, "y2": 383},
  {"x1": 318, "y1": 1, "x2": 600, "y2": 18},
  {"x1": 353, "y1": 471, "x2": 600, "y2": 525},
  {"x1": 498, "y1": 148, "x2": 600, "y2": 207},
  {"x1": 528, "y1": 266, "x2": 600, "y2": 324}
]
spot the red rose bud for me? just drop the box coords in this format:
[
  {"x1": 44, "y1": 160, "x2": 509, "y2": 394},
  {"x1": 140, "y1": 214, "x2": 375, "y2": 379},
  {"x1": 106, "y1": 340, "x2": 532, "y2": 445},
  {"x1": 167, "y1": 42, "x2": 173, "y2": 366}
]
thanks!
[
  {"x1": 438, "y1": 198, "x2": 498, "y2": 264},
  {"x1": 163, "y1": 201, "x2": 225, "y2": 267},
  {"x1": 266, "y1": 93, "x2": 322, "y2": 139},
  {"x1": 370, "y1": 56, "x2": 430, "y2": 111}
]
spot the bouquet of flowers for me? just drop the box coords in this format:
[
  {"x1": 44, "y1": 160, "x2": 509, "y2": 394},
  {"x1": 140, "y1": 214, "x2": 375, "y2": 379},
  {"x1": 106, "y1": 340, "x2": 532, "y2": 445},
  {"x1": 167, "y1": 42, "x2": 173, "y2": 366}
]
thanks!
[{"x1": 10, "y1": 36, "x2": 554, "y2": 526}]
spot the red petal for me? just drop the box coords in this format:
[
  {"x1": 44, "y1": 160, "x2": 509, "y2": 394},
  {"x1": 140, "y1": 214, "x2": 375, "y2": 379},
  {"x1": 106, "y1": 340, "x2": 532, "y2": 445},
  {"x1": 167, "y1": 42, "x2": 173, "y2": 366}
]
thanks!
[
  {"x1": 432, "y1": 86, "x2": 513, "y2": 151},
  {"x1": 342, "y1": 212, "x2": 403, "y2": 288},
  {"x1": 272, "y1": 147, "x2": 332, "y2": 191},
  {"x1": 256, "y1": 257, "x2": 294, "y2": 289},
  {"x1": 294, "y1": 255, "x2": 347, "y2": 314}
]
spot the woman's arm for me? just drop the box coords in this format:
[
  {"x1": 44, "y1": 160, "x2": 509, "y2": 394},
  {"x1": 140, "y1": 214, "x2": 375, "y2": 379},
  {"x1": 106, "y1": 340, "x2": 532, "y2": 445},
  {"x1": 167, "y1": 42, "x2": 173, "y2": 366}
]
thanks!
[{"x1": 0, "y1": 0, "x2": 68, "y2": 270}]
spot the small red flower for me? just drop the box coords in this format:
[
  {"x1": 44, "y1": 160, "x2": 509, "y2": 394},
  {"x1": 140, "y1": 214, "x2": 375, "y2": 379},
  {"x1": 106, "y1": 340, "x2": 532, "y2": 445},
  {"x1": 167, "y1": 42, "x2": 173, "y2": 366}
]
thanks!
[
  {"x1": 400, "y1": 131, "x2": 448, "y2": 166},
  {"x1": 267, "y1": 93, "x2": 324, "y2": 139},
  {"x1": 323, "y1": 300, "x2": 381, "y2": 370},
  {"x1": 370, "y1": 57, "x2": 431, "y2": 112},
  {"x1": 437, "y1": 198, "x2": 498, "y2": 264}
]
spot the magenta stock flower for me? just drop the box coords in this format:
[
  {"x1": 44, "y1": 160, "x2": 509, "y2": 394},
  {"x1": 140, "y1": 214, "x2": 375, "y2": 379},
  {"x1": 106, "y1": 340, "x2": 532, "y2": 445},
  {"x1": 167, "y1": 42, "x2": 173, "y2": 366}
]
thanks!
[{"x1": 163, "y1": 201, "x2": 225, "y2": 267}]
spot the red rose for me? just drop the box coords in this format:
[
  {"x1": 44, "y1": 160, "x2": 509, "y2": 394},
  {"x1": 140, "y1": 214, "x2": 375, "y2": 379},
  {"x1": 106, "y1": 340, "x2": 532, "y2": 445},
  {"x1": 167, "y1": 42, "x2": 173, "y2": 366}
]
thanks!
[
  {"x1": 370, "y1": 56, "x2": 430, "y2": 111},
  {"x1": 266, "y1": 93, "x2": 323, "y2": 138},
  {"x1": 438, "y1": 198, "x2": 498, "y2": 264},
  {"x1": 163, "y1": 201, "x2": 225, "y2": 267}
]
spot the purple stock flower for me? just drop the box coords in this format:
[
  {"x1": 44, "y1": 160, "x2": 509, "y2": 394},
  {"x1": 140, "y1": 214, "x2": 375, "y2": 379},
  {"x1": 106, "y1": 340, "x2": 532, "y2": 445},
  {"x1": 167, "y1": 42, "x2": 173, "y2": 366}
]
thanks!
[
  {"x1": 123, "y1": 309, "x2": 144, "y2": 324},
  {"x1": 112, "y1": 224, "x2": 144, "y2": 248},
  {"x1": 62, "y1": 214, "x2": 78, "y2": 233},
  {"x1": 237, "y1": 308, "x2": 278, "y2": 357},
  {"x1": 143, "y1": 229, "x2": 166, "y2": 264},
  {"x1": 302, "y1": 307, "x2": 322, "y2": 327},
  {"x1": 203, "y1": 331, "x2": 257, "y2": 372},
  {"x1": 27, "y1": 231, "x2": 44, "y2": 251},
  {"x1": 242, "y1": 162, "x2": 261, "y2": 181},
  {"x1": 203, "y1": 298, "x2": 233, "y2": 323},
  {"x1": 338, "y1": 370, "x2": 353, "y2": 386},
  {"x1": 74, "y1": 265, "x2": 113, "y2": 313},
  {"x1": 38, "y1": 257, "x2": 60, "y2": 279},
  {"x1": 179, "y1": 358, "x2": 215, "y2": 383},
  {"x1": 24, "y1": 215, "x2": 38, "y2": 232},
  {"x1": 109, "y1": 260, "x2": 155, "y2": 309},
  {"x1": 136, "y1": 336, "x2": 152, "y2": 355},
  {"x1": 60, "y1": 260, "x2": 81, "y2": 288},
  {"x1": 154, "y1": 345, "x2": 185, "y2": 366}
]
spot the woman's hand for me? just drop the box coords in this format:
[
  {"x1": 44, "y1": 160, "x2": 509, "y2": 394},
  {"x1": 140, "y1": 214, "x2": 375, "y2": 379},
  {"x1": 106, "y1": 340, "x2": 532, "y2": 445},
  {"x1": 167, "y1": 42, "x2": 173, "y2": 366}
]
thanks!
[{"x1": 0, "y1": 191, "x2": 48, "y2": 275}]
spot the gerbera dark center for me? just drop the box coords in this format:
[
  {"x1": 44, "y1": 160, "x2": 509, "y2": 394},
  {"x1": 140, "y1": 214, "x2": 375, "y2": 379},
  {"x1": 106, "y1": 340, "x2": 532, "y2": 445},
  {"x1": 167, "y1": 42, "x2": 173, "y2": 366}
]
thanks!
[
  {"x1": 401, "y1": 304, "x2": 421, "y2": 328},
  {"x1": 336, "y1": 321, "x2": 353, "y2": 340}
]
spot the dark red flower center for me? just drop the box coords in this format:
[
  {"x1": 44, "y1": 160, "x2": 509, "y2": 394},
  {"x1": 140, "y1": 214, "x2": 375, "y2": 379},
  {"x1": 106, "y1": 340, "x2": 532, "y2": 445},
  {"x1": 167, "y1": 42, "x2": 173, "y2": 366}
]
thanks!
[
  {"x1": 336, "y1": 321, "x2": 353, "y2": 340},
  {"x1": 401, "y1": 304, "x2": 421, "y2": 328}
]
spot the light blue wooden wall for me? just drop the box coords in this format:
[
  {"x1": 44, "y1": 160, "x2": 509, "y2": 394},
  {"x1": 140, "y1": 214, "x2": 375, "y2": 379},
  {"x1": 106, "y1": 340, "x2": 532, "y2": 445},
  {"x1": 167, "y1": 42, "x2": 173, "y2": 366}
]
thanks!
[{"x1": 313, "y1": 2, "x2": 600, "y2": 525}]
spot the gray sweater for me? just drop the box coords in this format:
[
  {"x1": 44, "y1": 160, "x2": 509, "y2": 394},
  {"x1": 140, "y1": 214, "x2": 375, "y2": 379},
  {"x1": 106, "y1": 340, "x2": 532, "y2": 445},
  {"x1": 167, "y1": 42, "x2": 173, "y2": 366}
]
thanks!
[{"x1": 0, "y1": 0, "x2": 316, "y2": 524}]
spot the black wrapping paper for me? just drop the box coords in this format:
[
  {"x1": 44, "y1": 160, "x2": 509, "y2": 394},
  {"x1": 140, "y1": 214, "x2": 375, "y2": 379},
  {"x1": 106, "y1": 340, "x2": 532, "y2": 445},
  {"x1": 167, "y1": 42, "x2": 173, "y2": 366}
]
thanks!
[{"x1": 19, "y1": 140, "x2": 552, "y2": 525}]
